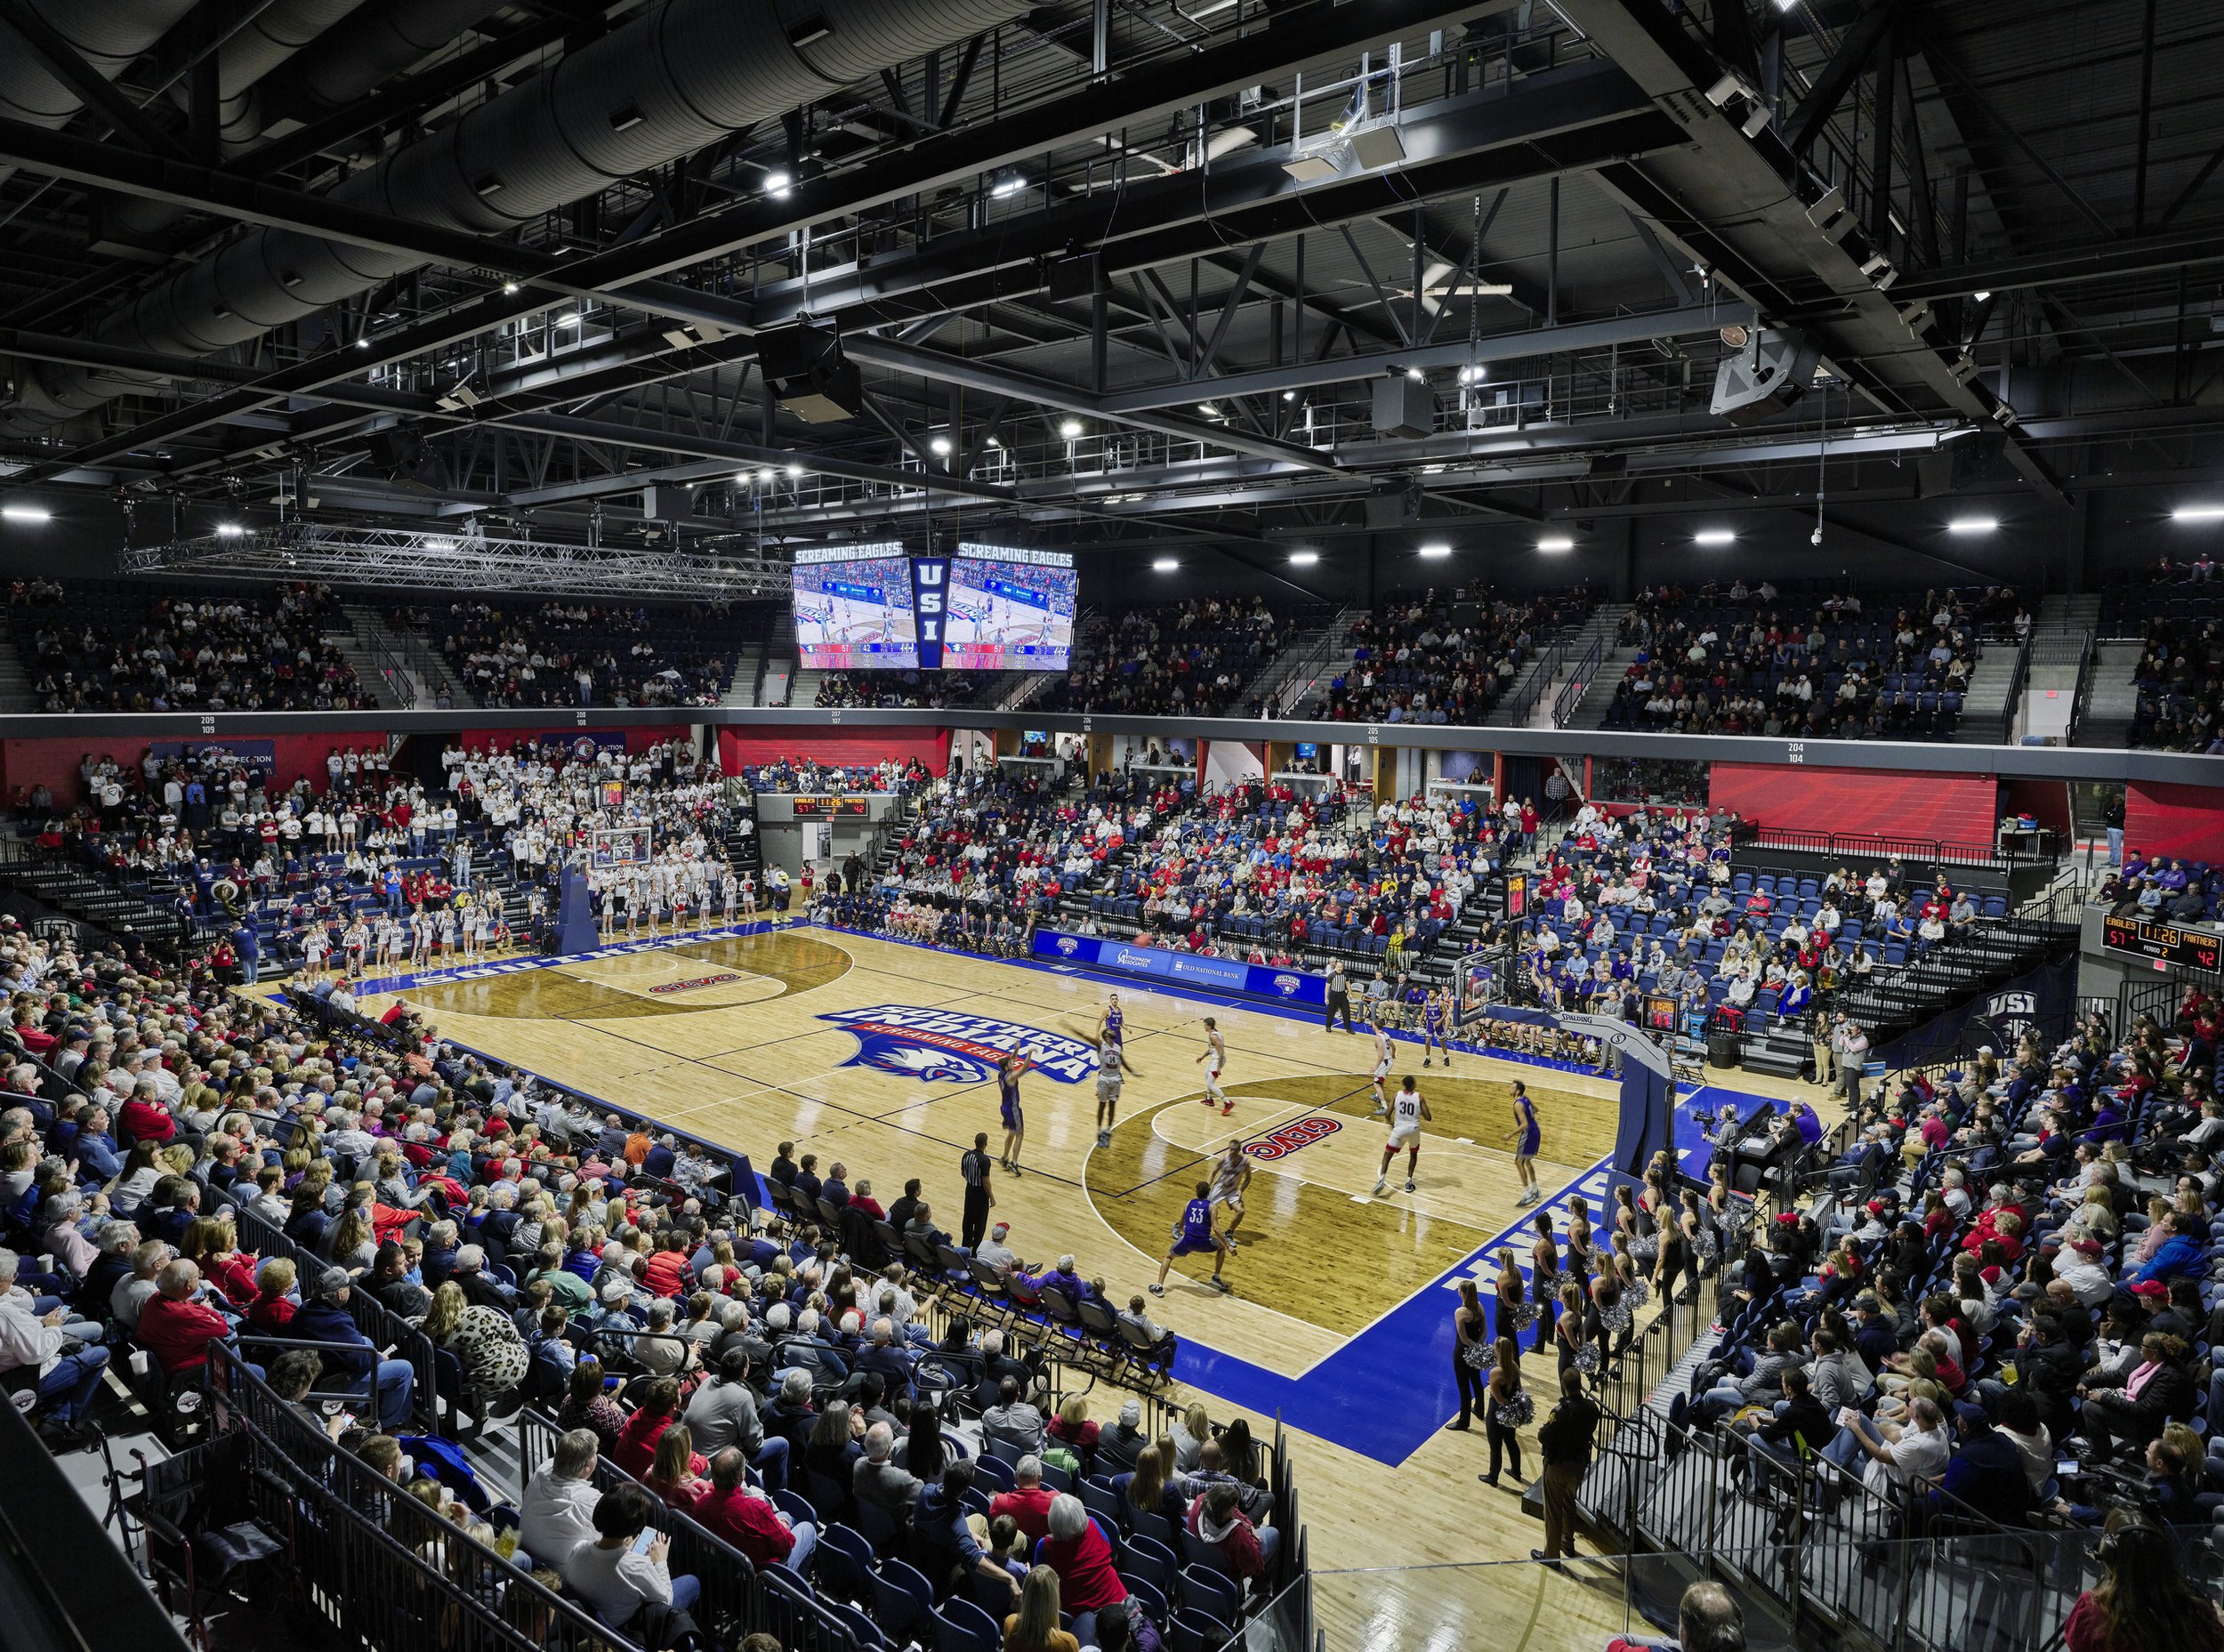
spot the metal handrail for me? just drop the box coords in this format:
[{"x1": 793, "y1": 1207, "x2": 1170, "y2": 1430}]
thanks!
[
  {"x1": 1494, "y1": 630, "x2": 1575, "y2": 729},
  {"x1": 206, "y1": 1344, "x2": 635, "y2": 1651},
  {"x1": 1998, "y1": 632, "x2": 2033, "y2": 745},
  {"x1": 2065, "y1": 632, "x2": 2099, "y2": 745},
  {"x1": 1552, "y1": 628, "x2": 1607, "y2": 729}
]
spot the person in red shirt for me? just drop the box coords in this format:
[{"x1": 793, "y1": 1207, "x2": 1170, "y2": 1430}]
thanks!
[
  {"x1": 1185, "y1": 1481, "x2": 1269, "y2": 1581},
  {"x1": 138, "y1": 1259, "x2": 238, "y2": 1374},
  {"x1": 609, "y1": 1377, "x2": 702, "y2": 1478},
  {"x1": 1035, "y1": 1493, "x2": 1130, "y2": 1646},
  {"x1": 642, "y1": 1236, "x2": 689, "y2": 1300},
  {"x1": 119, "y1": 1089, "x2": 176, "y2": 1147},
  {"x1": 693, "y1": 1447, "x2": 815, "y2": 1572},
  {"x1": 989, "y1": 1458, "x2": 1059, "y2": 1541}
]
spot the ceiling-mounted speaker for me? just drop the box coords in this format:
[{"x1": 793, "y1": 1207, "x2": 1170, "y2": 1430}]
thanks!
[
  {"x1": 367, "y1": 423, "x2": 424, "y2": 477},
  {"x1": 1372, "y1": 375, "x2": 1434, "y2": 439},
  {"x1": 758, "y1": 320, "x2": 863, "y2": 423},
  {"x1": 1047, "y1": 252, "x2": 1100, "y2": 305},
  {"x1": 642, "y1": 483, "x2": 686, "y2": 520},
  {"x1": 1365, "y1": 475, "x2": 1422, "y2": 528},
  {"x1": 1710, "y1": 326, "x2": 1819, "y2": 426}
]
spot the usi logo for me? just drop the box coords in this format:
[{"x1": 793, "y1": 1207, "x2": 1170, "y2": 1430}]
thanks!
[{"x1": 916, "y1": 558, "x2": 944, "y2": 642}]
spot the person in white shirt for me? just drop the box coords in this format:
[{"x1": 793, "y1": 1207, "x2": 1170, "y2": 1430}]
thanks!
[
  {"x1": 519, "y1": 1428, "x2": 604, "y2": 1569},
  {"x1": 560, "y1": 1483, "x2": 701, "y2": 1626},
  {"x1": 1825, "y1": 1394, "x2": 1950, "y2": 1495}
]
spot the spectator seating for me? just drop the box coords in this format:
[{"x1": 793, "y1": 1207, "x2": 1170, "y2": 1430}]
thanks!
[{"x1": 9, "y1": 577, "x2": 368, "y2": 713}]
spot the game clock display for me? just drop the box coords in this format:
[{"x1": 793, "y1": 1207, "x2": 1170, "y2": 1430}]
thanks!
[{"x1": 2101, "y1": 915, "x2": 2223, "y2": 971}]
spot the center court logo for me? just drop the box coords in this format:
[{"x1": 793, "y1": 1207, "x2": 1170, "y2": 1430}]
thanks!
[{"x1": 818, "y1": 1004, "x2": 1098, "y2": 1085}]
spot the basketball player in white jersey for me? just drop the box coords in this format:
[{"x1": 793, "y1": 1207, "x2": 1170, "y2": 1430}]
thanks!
[
  {"x1": 1195, "y1": 1018, "x2": 1230, "y2": 1116},
  {"x1": 1367, "y1": 1019, "x2": 1396, "y2": 1116},
  {"x1": 1374, "y1": 1074, "x2": 1433, "y2": 1196},
  {"x1": 1208, "y1": 1139, "x2": 1254, "y2": 1252},
  {"x1": 1093, "y1": 1034, "x2": 1132, "y2": 1148}
]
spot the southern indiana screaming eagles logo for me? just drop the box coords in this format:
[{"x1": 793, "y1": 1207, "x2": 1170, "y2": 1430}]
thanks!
[{"x1": 818, "y1": 1004, "x2": 1098, "y2": 1085}]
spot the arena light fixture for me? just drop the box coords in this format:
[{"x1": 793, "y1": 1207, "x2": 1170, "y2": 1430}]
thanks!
[
  {"x1": 2172, "y1": 504, "x2": 2224, "y2": 521},
  {"x1": 1289, "y1": 550, "x2": 1320, "y2": 566},
  {"x1": 763, "y1": 169, "x2": 793, "y2": 197},
  {"x1": 929, "y1": 435, "x2": 953, "y2": 457},
  {"x1": 989, "y1": 173, "x2": 1027, "y2": 198},
  {"x1": 1153, "y1": 557, "x2": 1180, "y2": 572},
  {"x1": 1059, "y1": 418, "x2": 1084, "y2": 439},
  {"x1": 555, "y1": 311, "x2": 583, "y2": 329},
  {"x1": 754, "y1": 469, "x2": 776, "y2": 485},
  {"x1": 1538, "y1": 534, "x2": 1575, "y2": 552},
  {"x1": 502, "y1": 281, "x2": 520, "y2": 295},
  {"x1": 786, "y1": 463, "x2": 804, "y2": 479},
  {"x1": 1694, "y1": 528, "x2": 1737, "y2": 545},
  {"x1": 1972, "y1": 290, "x2": 1991, "y2": 302},
  {"x1": 1405, "y1": 367, "x2": 1426, "y2": 382},
  {"x1": 1, "y1": 503, "x2": 52, "y2": 522},
  {"x1": 1418, "y1": 543, "x2": 1452, "y2": 559},
  {"x1": 1946, "y1": 517, "x2": 1997, "y2": 535},
  {"x1": 1196, "y1": 401, "x2": 1221, "y2": 415},
  {"x1": 214, "y1": 522, "x2": 248, "y2": 536}
]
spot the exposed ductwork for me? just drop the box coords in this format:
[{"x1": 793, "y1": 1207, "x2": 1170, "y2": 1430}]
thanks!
[
  {"x1": 261, "y1": 0, "x2": 510, "y2": 129},
  {"x1": 111, "y1": 0, "x2": 482, "y2": 239},
  {"x1": 206, "y1": 0, "x2": 375, "y2": 154},
  {"x1": 1, "y1": 0, "x2": 1037, "y2": 435},
  {"x1": 0, "y1": 0, "x2": 199, "y2": 191}
]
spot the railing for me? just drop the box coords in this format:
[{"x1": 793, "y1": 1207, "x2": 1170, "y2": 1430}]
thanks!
[
  {"x1": 1551, "y1": 627, "x2": 1607, "y2": 729},
  {"x1": 1997, "y1": 631, "x2": 2032, "y2": 745},
  {"x1": 367, "y1": 630, "x2": 418, "y2": 710},
  {"x1": 1273, "y1": 608, "x2": 1360, "y2": 717},
  {"x1": 204, "y1": 1345, "x2": 635, "y2": 1651},
  {"x1": 2066, "y1": 632, "x2": 2099, "y2": 745},
  {"x1": 1738, "y1": 825, "x2": 2036, "y2": 874},
  {"x1": 220, "y1": 1195, "x2": 441, "y2": 1431},
  {"x1": 516, "y1": 1406, "x2": 767, "y2": 1648},
  {"x1": 1492, "y1": 629, "x2": 1576, "y2": 729},
  {"x1": 1581, "y1": 1406, "x2": 2060, "y2": 1652}
]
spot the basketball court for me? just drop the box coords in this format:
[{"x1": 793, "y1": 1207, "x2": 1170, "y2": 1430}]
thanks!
[{"x1": 319, "y1": 917, "x2": 1825, "y2": 1648}]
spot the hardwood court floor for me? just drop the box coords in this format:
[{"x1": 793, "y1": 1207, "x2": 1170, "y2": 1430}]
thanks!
[{"x1": 348, "y1": 923, "x2": 1831, "y2": 1648}]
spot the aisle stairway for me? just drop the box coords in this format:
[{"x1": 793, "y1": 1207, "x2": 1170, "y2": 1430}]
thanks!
[
  {"x1": 331, "y1": 604, "x2": 411, "y2": 709},
  {"x1": 2073, "y1": 641, "x2": 2147, "y2": 747},
  {"x1": 0, "y1": 622, "x2": 36, "y2": 711}
]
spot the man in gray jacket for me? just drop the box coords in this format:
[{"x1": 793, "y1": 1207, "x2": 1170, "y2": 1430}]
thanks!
[{"x1": 852, "y1": 1422, "x2": 922, "y2": 1512}]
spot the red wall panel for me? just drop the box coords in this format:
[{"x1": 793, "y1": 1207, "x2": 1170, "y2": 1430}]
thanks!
[
  {"x1": 716, "y1": 728, "x2": 949, "y2": 774},
  {"x1": 1709, "y1": 762, "x2": 1999, "y2": 850},
  {"x1": 2125, "y1": 780, "x2": 2224, "y2": 864}
]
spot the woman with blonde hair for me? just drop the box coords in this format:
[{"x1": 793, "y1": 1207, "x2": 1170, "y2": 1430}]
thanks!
[
  {"x1": 187, "y1": 1212, "x2": 259, "y2": 1305},
  {"x1": 1118, "y1": 1444, "x2": 1188, "y2": 1526},
  {"x1": 1003, "y1": 1564, "x2": 1080, "y2": 1652},
  {"x1": 644, "y1": 1422, "x2": 708, "y2": 1508},
  {"x1": 1169, "y1": 1400, "x2": 1213, "y2": 1473},
  {"x1": 420, "y1": 1279, "x2": 530, "y2": 1404}
]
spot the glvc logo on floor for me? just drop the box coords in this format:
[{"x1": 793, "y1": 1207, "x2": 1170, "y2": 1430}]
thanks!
[{"x1": 818, "y1": 1004, "x2": 1099, "y2": 1084}]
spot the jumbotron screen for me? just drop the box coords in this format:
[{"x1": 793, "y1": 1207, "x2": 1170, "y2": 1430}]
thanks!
[
  {"x1": 944, "y1": 544, "x2": 1077, "y2": 671},
  {"x1": 791, "y1": 545, "x2": 917, "y2": 669}
]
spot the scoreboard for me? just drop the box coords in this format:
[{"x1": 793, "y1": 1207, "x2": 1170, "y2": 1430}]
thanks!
[{"x1": 2100, "y1": 915, "x2": 2224, "y2": 972}]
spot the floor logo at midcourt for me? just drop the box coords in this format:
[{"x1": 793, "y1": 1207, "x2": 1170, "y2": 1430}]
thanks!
[{"x1": 817, "y1": 1004, "x2": 1099, "y2": 1084}]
